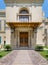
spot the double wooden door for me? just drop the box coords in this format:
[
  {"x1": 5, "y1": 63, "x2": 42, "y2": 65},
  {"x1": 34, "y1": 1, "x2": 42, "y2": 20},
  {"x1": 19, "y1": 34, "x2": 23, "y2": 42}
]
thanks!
[{"x1": 20, "y1": 32, "x2": 28, "y2": 47}]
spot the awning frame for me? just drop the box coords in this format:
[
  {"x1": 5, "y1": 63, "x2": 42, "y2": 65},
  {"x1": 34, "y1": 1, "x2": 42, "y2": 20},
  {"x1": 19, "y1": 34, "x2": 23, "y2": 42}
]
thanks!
[{"x1": 6, "y1": 22, "x2": 42, "y2": 29}]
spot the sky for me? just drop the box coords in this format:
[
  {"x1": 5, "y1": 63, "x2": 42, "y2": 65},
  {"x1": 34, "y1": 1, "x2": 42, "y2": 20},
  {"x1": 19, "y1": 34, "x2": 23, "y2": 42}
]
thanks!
[{"x1": 0, "y1": 0, "x2": 48, "y2": 18}]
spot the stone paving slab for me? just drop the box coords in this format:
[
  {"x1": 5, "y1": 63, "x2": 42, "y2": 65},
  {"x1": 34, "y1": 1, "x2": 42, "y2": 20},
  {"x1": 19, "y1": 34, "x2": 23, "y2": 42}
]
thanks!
[
  {"x1": 11, "y1": 50, "x2": 33, "y2": 65},
  {"x1": 0, "y1": 50, "x2": 48, "y2": 65},
  {"x1": 29, "y1": 50, "x2": 48, "y2": 65},
  {"x1": 0, "y1": 50, "x2": 18, "y2": 65},
  {"x1": 13, "y1": 64, "x2": 33, "y2": 65}
]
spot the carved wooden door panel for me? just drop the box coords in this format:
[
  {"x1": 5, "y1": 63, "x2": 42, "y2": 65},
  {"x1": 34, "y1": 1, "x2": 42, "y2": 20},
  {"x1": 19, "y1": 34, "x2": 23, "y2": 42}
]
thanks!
[{"x1": 20, "y1": 32, "x2": 28, "y2": 47}]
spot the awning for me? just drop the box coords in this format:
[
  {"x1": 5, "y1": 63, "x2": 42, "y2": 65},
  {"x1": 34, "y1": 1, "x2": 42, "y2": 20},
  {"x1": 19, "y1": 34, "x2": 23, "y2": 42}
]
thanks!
[{"x1": 6, "y1": 22, "x2": 42, "y2": 28}]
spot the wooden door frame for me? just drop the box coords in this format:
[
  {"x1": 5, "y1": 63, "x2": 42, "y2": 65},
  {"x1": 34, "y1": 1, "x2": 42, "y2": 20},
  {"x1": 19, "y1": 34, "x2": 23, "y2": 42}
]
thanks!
[{"x1": 20, "y1": 32, "x2": 28, "y2": 47}]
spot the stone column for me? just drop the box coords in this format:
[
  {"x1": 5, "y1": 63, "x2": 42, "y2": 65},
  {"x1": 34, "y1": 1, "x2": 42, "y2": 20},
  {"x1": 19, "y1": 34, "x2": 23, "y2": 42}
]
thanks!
[
  {"x1": 31, "y1": 29, "x2": 34, "y2": 49},
  {"x1": 30, "y1": 29, "x2": 33, "y2": 48},
  {"x1": 17, "y1": 30, "x2": 20, "y2": 48},
  {"x1": 31, "y1": 28, "x2": 37, "y2": 49},
  {"x1": 33, "y1": 28, "x2": 37, "y2": 49},
  {"x1": 11, "y1": 28, "x2": 16, "y2": 49},
  {"x1": 11, "y1": 32, "x2": 14, "y2": 49},
  {"x1": 15, "y1": 30, "x2": 18, "y2": 48},
  {"x1": 15, "y1": 29, "x2": 18, "y2": 47},
  {"x1": 28, "y1": 30, "x2": 31, "y2": 48}
]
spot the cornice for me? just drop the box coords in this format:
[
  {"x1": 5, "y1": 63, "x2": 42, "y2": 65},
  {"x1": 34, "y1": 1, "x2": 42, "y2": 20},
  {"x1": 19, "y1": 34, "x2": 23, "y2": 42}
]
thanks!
[{"x1": 4, "y1": 0, "x2": 44, "y2": 4}]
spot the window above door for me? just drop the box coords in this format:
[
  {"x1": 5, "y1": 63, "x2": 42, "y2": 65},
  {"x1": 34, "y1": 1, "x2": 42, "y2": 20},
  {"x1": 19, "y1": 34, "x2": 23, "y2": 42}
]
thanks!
[{"x1": 17, "y1": 7, "x2": 31, "y2": 22}]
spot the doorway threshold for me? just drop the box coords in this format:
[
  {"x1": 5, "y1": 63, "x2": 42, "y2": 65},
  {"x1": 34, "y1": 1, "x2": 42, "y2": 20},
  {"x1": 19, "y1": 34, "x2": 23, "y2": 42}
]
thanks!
[{"x1": 15, "y1": 47, "x2": 33, "y2": 50}]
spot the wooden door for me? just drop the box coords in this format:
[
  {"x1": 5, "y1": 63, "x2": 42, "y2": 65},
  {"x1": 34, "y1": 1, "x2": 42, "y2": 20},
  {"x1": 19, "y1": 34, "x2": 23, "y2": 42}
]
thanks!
[{"x1": 20, "y1": 32, "x2": 28, "y2": 47}]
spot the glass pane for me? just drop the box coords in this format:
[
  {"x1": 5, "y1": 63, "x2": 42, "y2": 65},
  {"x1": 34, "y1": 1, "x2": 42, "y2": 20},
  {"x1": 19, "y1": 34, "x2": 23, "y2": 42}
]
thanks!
[
  {"x1": 0, "y1": 37, "x2": 1, "y2": 44},
  {"x1": 0, "y1": 20, "x2": 1, "y2": 30},
  {"x1": 19, "y1": 15, "x2": 29, "y2": 22},
  {"x1": 20, "y1": 10, "x2": 28, "y2": 14},
  {"x1": 4, "y1": 20, "x2": 6, "y2": 31}
]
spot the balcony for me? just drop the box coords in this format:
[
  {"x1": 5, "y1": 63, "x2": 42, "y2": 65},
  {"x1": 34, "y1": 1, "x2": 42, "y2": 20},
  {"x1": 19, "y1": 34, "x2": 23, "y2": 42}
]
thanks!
[{"x1": 17, "y1": 14, "x2": 31, "y2": 22}]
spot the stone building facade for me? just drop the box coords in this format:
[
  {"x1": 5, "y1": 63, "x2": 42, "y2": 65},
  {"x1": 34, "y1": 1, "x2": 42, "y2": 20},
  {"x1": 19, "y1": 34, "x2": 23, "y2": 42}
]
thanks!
[{"x1": 0, "y1": 0, "x2": 48, "y2": 49}]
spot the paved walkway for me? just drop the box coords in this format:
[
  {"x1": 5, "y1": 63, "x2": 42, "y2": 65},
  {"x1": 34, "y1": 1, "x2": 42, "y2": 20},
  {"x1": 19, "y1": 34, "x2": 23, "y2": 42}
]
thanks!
[{"x1": 0, "y1": 50, "x2": 48, "y2": 65}]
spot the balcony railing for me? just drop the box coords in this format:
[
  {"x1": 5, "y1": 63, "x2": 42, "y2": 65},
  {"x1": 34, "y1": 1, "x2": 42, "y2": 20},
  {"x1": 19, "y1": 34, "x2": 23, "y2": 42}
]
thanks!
[
  {"x1": 17, "y1": 14, "x2": 31, "y2": 22},
  {"x1": 0, "y1": 15, "x2": 6, "y2": 17}
]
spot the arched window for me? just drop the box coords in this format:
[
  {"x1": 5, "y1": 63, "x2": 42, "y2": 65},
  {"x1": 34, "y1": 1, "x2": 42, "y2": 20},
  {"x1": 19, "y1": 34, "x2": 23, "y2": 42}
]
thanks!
[
  {"x1": 19, "y1": 10, "x2": 29, "y2": 14},
  {"x1": 19, "y1": 8, "x2": 29, "y2": 22}
]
